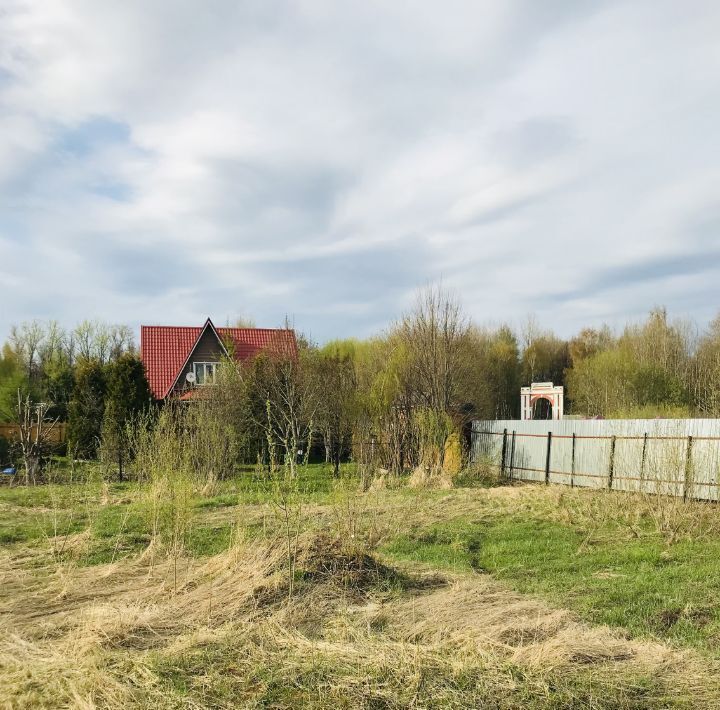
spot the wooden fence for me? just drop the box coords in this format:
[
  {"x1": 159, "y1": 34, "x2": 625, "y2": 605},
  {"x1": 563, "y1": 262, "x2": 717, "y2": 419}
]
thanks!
[
  {"x1": 0, "y1": 422, "x2": 68, "y2": 446},
  {"x1": 471, "y1": 419, "x2": 720, "y2": 501}
]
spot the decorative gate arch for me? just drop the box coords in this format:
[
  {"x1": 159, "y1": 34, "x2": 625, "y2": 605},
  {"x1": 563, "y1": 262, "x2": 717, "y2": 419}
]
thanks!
[{"x1": 521, "y1": 382, "x2": 564, "y2": 421}]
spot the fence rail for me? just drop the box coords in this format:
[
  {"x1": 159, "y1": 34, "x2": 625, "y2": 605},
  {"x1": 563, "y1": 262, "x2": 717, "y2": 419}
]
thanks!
[{"x1": 470, "y1": 419, "x2": 720, "y2": 501}]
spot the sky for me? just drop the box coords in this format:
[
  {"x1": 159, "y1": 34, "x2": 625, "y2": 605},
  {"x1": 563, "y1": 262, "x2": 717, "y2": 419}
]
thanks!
[{"x1": 1, "y1": 0, "x2": 719, "y2": 344}]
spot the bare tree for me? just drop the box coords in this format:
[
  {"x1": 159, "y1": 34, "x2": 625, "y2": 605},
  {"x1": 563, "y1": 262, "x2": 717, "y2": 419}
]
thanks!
[
  {"x1": 74, "y1": 320, "x2": 96, "y2": 362},
  {"x1": 397, "y1": 284, "x2": 469, "y2": 413},
  {"x1": 72, "y1": 320, "x2": 133, "y2": 364},
  {"x1": 63, "y1": 329, "x2": 77, "y2": 363},
  {"x1": 109, "y1": 325, "x2": 135, "y2": 360},
  {"x1": 382, "y1": 285, "x2": 472, "y2": 474},
  {"x1": 94, "y1": 322, "x2": 112, "y2": 364},
  {"x1": 694, "y1": 315, "x2": 720, "y2": 415},
  {"x1": 520, "y1": 314, "x2": 541, "y2": 382},
  {"x1": 232, "y1": 315, "x2": 257, "y2": 328},
  {"x1": 10, "y1": 321, "x2": 45, "y2": 380},
  {"x1": 37, "y1": 321, "x2": 66, "y2": 370},
  {"x1": 245, "y1": 345, "x2": 320, "y2": 479},
  {"x1": 268, "y1": 354, "x2": 319, "y2": 478},
  {"x1": 14, "y1": 391, "x2": 58, "y2": 485}
]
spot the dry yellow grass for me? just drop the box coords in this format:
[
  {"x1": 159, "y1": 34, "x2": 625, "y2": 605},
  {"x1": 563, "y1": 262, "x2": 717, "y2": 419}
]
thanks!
[
  {"x1": 3, "y1": 521, "x2": 720, "y2": 709},
  {"x1": 7, "y1": 478, "x2": 720, "y2": 707}
]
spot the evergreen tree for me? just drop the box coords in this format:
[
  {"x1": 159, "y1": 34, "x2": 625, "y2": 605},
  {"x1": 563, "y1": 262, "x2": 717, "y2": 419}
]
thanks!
[
  {"x1": 42, "y1": 357, "x2": 75, "y2": 421},
  {"x1": 67, "y1": 359, "x2": 107, "y2": 459},
  {"x1": 313, "y1": 348, "x2": 357, "y2": 476},
  {"x1": 102, "y1": 354, "x2": 152, "y2": 479}
]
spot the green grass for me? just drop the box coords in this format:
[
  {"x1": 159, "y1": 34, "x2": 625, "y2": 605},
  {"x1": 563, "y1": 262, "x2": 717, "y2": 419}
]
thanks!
[
  {"x1": 145, "y1": 632, "x2": 668, "y2": 709},
  {"x1": 0, "y1": 462, "x2": 355, "y2": 563},
  {"x1": 185, "y1": 523, "x2": 235, "y2": 557},
  {"x1": 5, "y1": 466, "x2": 720, "y2": 707},
  {"x1": 0, "y1": 509, "x2": 89, "y2": 544},
  {"x1": 7, "y1": 461, "x2": 720, "y2": 659},
  {"x1": 0, "y1": 476, "x2": 142, "y2": 549},
  {"x1": 384, "y1": 512, "x2": 720, "y2": 655}
]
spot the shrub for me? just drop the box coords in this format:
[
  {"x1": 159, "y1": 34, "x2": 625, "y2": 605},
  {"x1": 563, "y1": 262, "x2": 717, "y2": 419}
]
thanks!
[{"x1": 0, "y1": 434, "x2": 10, "y2": 465}]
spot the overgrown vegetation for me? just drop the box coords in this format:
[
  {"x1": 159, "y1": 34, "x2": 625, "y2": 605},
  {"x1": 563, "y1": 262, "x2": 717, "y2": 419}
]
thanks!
[
  {"x1": 4, "y1": 292, "x2": 720, "y2": 485},
  {"x1": 5, "y1": 468, "x2": 720, "y2": 708},
  {"x1": 3, "y1": 296, "x2": 720, "y2": 489}
]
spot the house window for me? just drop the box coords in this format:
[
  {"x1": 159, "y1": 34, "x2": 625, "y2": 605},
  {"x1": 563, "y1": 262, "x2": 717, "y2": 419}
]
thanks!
[{"x1": 193, "y1": 362, "x2": 219, "y2": 385}]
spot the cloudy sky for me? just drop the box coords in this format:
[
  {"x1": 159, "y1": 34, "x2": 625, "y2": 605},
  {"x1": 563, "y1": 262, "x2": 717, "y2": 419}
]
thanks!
[{"x1": 1, "y1": 1, "x2": 719, "y2": 343}]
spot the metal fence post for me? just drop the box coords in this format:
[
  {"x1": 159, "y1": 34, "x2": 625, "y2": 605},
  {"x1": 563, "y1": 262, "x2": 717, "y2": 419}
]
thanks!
[
  {"x1": 683, "y1": 435, "x2": 693, "y2": 502},
  {"x1": 640, "y1": 432, "x2": 648, "y2": 489},
  {"x1": 500, "y1": 428, "x2": 508, "y2": 478},
  {"x1": 509, "y1": 430, "x2": 516, "y2": 481},
  {"x1": 570, "y1": 432, "x2": 576, "y2": 488},
  {"x1": 608, "y1": 435, "x2": 616, "y2": 490},
  {"x1": 545, "y1": 431, "x2": 552, "y2": 485}
]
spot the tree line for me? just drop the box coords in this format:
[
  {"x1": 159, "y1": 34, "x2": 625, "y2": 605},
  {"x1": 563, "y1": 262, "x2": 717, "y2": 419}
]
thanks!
[
  {"x1": 2, "y1": 292, "x2": 720, "y2": 484},
  {"x1": 0, "y1": 320, "x2": 149, "y2": 480}
]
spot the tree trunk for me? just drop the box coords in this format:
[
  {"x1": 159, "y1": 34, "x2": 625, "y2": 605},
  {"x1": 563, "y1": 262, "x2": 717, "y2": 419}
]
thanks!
[{"x1": 332, "y1": 441, "x2": 341, "y2": 478}]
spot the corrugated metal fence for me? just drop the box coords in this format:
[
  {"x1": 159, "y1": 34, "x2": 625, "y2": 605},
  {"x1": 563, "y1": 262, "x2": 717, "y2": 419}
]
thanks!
[{"x1": 471, "y1": 419, "x2": 720, "y2": 501}]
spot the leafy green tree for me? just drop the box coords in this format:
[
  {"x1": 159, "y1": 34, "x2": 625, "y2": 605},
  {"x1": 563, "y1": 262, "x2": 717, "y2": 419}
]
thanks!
[
  {"x1": 462, "y1": 325, "x2": 521, "y2": 420},
  {"x1": 67, "y1": 360, "x2": 107, "y2": 459},
  {"x1": 566, "y1": 320, "x2": 690, "y2": 418},
  {"x1": 487, "y1": 326, "x2": 521, "y2": 418},
  {"x1": 102, "y1": 354, "x2": 152, "y2": 479},
  {"x1": 0, "y1": 344, "x2": 29, "y2": 422},
  {"x1": 521, "y1": 333, "x2": 570, "y2": 388}
]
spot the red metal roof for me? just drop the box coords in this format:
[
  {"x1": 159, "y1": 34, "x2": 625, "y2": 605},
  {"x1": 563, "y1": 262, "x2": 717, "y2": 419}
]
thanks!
[{"x1": 141, "y1": 320, "x2": 298, "y2": 400}]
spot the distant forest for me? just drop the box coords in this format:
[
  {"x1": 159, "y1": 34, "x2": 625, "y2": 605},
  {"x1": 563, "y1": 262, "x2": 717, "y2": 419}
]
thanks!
[{"x1": 2, "y1": 299, "x2": 719, "y2": 430}]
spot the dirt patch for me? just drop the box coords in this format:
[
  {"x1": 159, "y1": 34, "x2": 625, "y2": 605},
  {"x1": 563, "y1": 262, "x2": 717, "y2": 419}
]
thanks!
[{"x1": 655, "y1": 606, "x2": 715, "y2": 630}]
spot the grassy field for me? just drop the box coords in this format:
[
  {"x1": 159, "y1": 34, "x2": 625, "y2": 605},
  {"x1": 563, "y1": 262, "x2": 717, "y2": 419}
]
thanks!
[{"x1": 3, "y1": 463, "x2": 720, "y2": 707}]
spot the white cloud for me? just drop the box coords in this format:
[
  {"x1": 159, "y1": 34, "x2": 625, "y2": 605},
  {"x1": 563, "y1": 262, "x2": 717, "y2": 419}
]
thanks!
[{"x1": 0, "y1": 0, "x2": 719, "y2": 341}]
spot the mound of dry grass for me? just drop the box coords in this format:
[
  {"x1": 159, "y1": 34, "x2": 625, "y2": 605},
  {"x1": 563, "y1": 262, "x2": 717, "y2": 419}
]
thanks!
[
  {"x1": 407, "y1": 465, "x2": 454, "y2": 489},
  {"x1": 300, "y1": 534, "x2": 402, "y2": 594}
]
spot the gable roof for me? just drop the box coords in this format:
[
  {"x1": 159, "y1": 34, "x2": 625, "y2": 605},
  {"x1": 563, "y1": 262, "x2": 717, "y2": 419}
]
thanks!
[
  {"x1": 162, "y1": 318, "x2": 230, "y2": 398},
  {"x1": 141, "y1": 319, "x2": 298, "y2": 399}
]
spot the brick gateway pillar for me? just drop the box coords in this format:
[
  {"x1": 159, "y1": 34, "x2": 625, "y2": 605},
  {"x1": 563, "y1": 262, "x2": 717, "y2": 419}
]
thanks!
[{"x1": 520, "y1": 382, "x2": 564, "y2": 421}]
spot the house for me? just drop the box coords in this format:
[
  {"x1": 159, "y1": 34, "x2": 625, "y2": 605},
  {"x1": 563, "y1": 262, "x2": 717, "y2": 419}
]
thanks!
[{"x1": 140, "y1": 318, "x2": 298, "y2": 401}]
